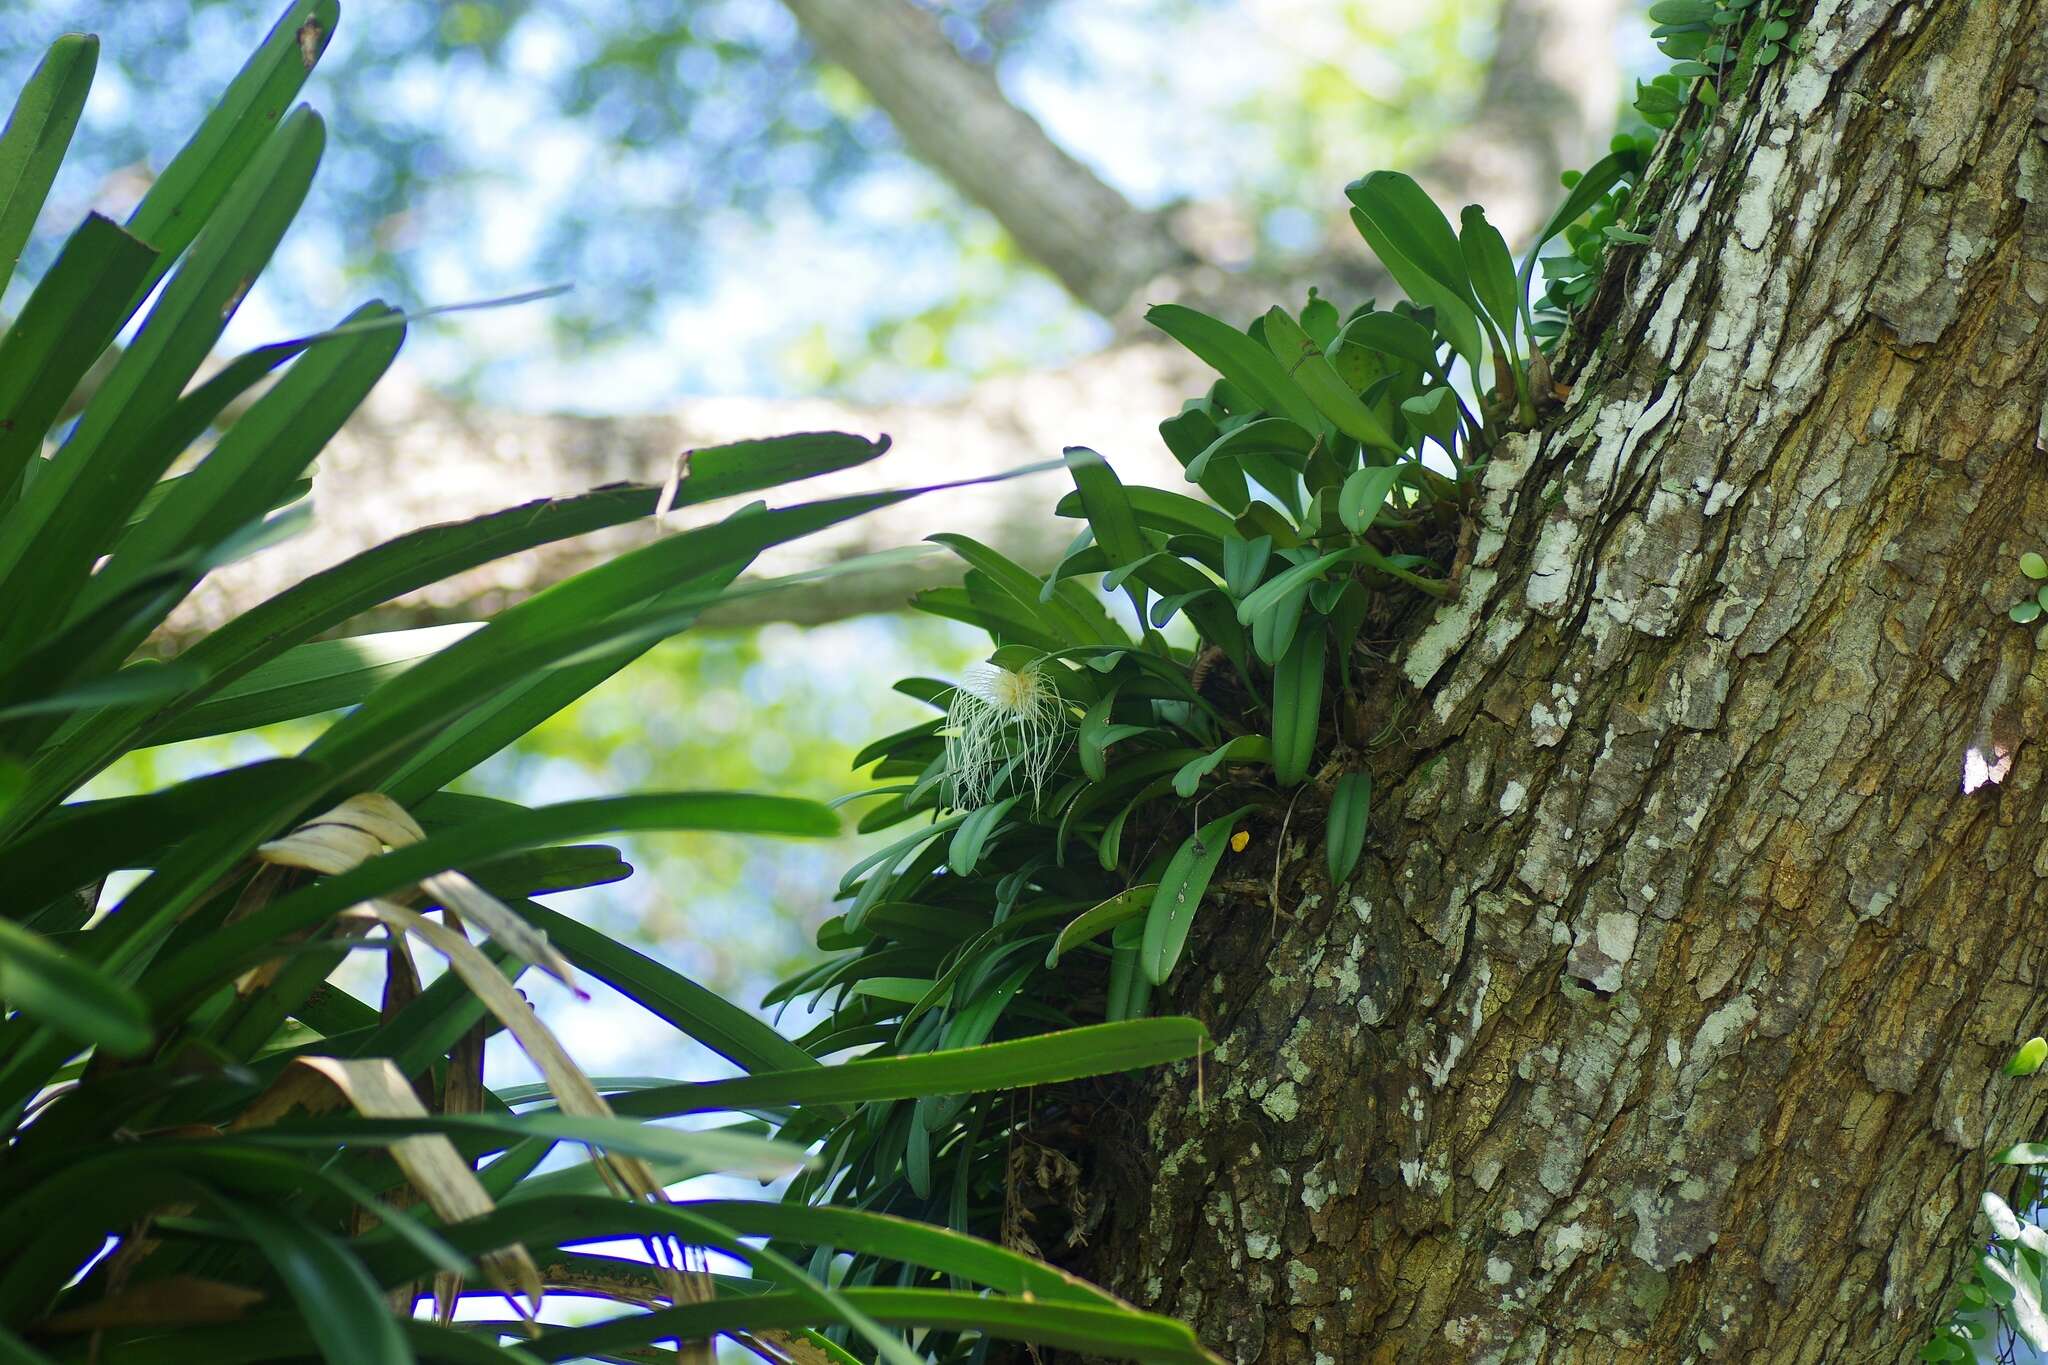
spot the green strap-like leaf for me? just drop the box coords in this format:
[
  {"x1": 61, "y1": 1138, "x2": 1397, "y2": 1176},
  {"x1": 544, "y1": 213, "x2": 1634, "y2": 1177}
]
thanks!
[
  {"x1": 216, "y1": 1194, "x2": 414, "y2": 1365},
  {"x1": 1460, "y1": 203, "x2": 1523, "y2": 362},
  {"x1": 236, "y1": 1113, "x2": 809, "y2": 1178},
  {"x1": 1062, "y1": 445, "x2": 1153, "y2": 620},
  {"x1": 1335, "y1": 309, "x2": 1443, "y2": 374},
  {"x1": 511, "y1": 898, "x2": 819, "y2": 1077},
  {"x1": 583, "y1": 1018, "x2": 1209, "y2": 1120},
  {"x1": 0, "y1": 660, "x2": 205, "y2": 724},
  {"x1": 81, "y1": 301, "x2": 407, "y2": 636},
  {"x1": 1055, "y1": 484, "x2": 1237, "y2": 543},
  {"x1": 1172, "y1": 735, "x2": 1273, "y2": 799},
  {"x1": 380, "y1": 562, "x2": 752, "y2": 803},
  {"x1": 1221, "y1": 533, "x2": 1274, "y2": 601},
  {"x1": 145, "y1": 792, "x2": 838, "y2": 1009},
  {"x1": 1344, "y1": 171, "x2": 1476, "y2": 309},
  {"x1": 143, "y1": 624, "x2": 480, "y2": 747},
  {"x1": 949, "y1": 795, "x2": 1020, "y2": 875},
  {"x1": 382, "y1": 1214, "x2": 1135, "y2": 1363},
  {"x1": 305, "y1": 472, "x2": 1042, "y2": 801},
  {"x1": 0, "y1": 213, "x2": 158, "y2": 514},
  {"x1": 0, "y1": 567, "x2": 192, "y2": 753},
  {"x1": 1270, "y1": 626, "x2": 1325, "y2": 787},
  {"x1": 1077, "y1": 693, "x2": 1155, "y2": 784},
  {"x1": 1236, "y1": 548, "x2": 1363, "y2": 625},
  {"x1": 1146, "y1": 303, "x2": 1327, "y2": 434},
  {"x1": 1161, "y1": 405, "x2": 1250, "y2": 511},
  {"x1": 6, "y1": 436, "x2": 884, "y2": 840},
  {"x1": 1347, "y1": 204, "x2": 1486, "y2": 375},
  {"x1": 1185, "y1": 416, "x2": 1317, "y2": 485},
  {"x1": 1046, "y1": 885, "x2": 1157, "y2": 967},
  {"x1": 659, "y1": 430, "x2": 896, "y2": 502},
  {"x1": 1326, "y1": 770, "x2": 1372, "y2": 886},
  {"x1": 1143, "y1": 808, "x2": 1256, "y2": 985},
  {"x1": 77, "y1": 1318, "x2": 537, "y2": 1365},
  {"x1": 931, "y1": 532, "x2": 1100, "y2": 646},
  {"x1": 1339, "y1": 464, "x2": 1404, "y2": 535},
  {"x1": 1260, "y1": 306, "x2": 1400, "y2": 453},
  {"x1": 0, "y1": 108, "x2": 327, "y2": 659},
  {"x1": 0, "y1": 34, "x2": 96, "y2": 302},
  {"x1": 123, "y1": 2, "x2": 338, "y2": 296},
  {"x1": 686, "y1": 1199, "x2": 1121, "y2": 1304},
  {"x1": 1515, "y1": 148, "x2": 1641, "y2": 336},
  {"x1": 1401, "y1": 386, "x2": 1461, "y2": 453},
  {"x1": 839, "y1": 813, "x2": 965, "y2": 899},
  {"x1": 530, "y1": 1286, "x2": 1222, "y2": 1365},
  {"x1": 0, "y1": 918, "x2": 150, "y2": 1055},
  {"x1": 0, "y1": 759, "x2": 315, "y2": 930}
]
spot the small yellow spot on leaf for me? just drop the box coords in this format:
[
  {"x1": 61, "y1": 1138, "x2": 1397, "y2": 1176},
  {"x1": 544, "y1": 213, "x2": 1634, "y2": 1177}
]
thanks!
[{"x1": 220, "y1": 274, "x2": 253, "y2": 320}]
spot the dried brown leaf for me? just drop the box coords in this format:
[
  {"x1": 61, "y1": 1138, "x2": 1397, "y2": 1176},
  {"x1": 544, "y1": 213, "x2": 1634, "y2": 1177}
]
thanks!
[{"x1": 37, "y1": 1275, "x2": 263, "y2": 1333}]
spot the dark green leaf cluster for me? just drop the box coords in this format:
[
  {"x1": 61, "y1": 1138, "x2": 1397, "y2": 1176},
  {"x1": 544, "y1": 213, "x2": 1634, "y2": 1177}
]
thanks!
[
  {"x1": 798, "y1": 12, "x2": 2038, "y2": 1357},
  {"x1": 1543, "y1": 0, "x2": 1808, "y2": 338},
  {"x1": 1648, "y1": 0, "x2": 1803, "y2": 100},
  {"x1": 0, "y1": 7, "x2": 1218, "y2": 1363},
  {"x1": 780, "y1": 160, "x2": 1668, "y2": 1274},
  {"x1": 1532, "y1": 143, "x2": 1652, "y2": 334},
  {"x1": 780, "y1": 0, "x2": 1826, "y2": 1273}
]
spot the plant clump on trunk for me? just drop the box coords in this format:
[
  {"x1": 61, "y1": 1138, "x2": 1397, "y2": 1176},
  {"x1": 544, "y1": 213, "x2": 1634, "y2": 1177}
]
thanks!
[{"x1": 781, "y1": 1, "x2": 2048, "y2": 1361}]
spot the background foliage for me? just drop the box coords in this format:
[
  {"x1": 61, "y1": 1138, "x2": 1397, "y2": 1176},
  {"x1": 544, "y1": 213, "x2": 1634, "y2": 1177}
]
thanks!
[
  {"x1": 0, "y1": 0, "x2": 1517, "y2": 400},
  {"x1": 0, "y1": 9, "x2": 1214, "y2": 1362},
  {"x1": 7, "y1": 0, "x2": 2043, "y2": 1361}
]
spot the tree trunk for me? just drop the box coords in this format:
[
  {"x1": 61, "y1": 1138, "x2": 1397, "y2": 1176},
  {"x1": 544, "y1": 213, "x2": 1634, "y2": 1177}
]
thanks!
[{"x1": 1069, "y1": 3, "x2": 2048, "y2": 1361}]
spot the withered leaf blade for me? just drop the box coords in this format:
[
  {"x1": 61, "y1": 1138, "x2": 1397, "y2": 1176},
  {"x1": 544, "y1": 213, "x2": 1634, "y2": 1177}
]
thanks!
[{"x1": 37, "y1": 1275, "x2": 264, "y2": 1333}]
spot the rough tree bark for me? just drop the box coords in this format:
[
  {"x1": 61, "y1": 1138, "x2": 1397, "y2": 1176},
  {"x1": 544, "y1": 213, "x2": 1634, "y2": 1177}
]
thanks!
[
  {"x1": 157, "y1": 0, "x2": 1623, "y2": 642},
  {"x1": 1067, "y1": 2, "x2": 2048, "y2": 1361}
]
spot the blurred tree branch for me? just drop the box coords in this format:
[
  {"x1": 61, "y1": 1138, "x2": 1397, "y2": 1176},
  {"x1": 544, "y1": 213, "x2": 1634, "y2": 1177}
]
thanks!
[
  {"x1": 775, "y1": 0, "x2": 1622, "y2": 321},
  {"x1": 160, "y1": 0, "x2": 1626, "y2": 643},
  {"x1": 778, "y1": 0, "x2": 1196, "y2": 318}
]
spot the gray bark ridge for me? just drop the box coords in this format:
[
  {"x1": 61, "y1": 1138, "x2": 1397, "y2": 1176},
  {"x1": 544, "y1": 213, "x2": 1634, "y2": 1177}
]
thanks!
[{"x1": 1080, "y1": 3, "x2": 2048, "y2": 1361}]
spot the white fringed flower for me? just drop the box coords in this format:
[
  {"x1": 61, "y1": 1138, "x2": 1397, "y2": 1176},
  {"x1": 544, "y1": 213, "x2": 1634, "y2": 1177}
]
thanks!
[{"x1": 943, "y1": 659, "x2": 1066, "y2": 810}]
